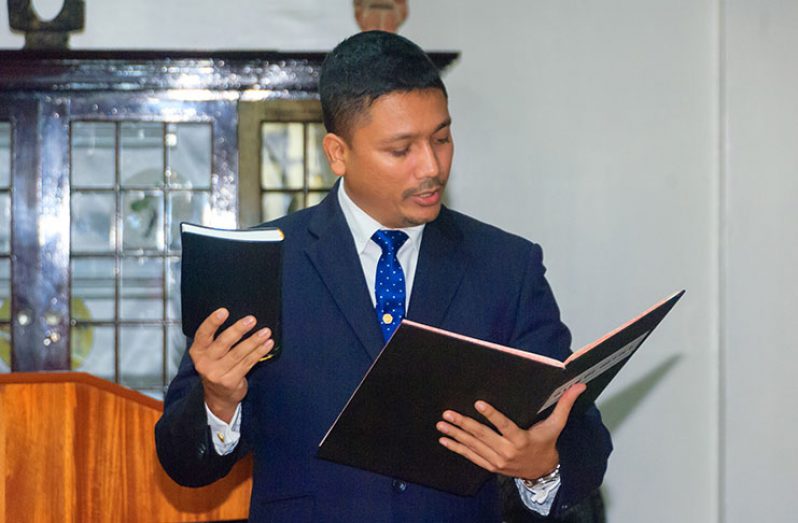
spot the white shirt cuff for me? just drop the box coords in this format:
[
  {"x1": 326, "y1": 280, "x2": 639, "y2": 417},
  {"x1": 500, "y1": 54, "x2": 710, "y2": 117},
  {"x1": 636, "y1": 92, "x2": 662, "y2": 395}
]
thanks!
[
  {"x1": 514, "y1": 471, "x2": 561, "y2": 516},
  {"x1": 204, "y1": 402, "x2": 242, "y2": 456}
]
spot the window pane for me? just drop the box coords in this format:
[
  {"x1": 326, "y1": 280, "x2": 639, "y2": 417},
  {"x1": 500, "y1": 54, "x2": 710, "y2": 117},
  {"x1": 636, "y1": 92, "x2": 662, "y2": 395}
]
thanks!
[
  {"x1": 0, "y1": 193, "x2": 9, "y2": 253},
  {"x1": 261, "y1": 123, "x2": 304, "y2": 190},
  {"x1": 71, "y1": 192, "x2": 115, "y2": 253},
  {"x1": 307, "y1": 192, "x2": 327, "y2": 208},
  {"x1": 71, "y1": 122, "x2": 115, "y2": 188},
  {"x1": 0, "y1": 264, "x2": 6, "y2": 374},
  {"x1": 0, "y1": 258, "x2": 9, "y2": 322},
  {"x1": 262, "y1": 192, "x2": 302, "y2": 221},
  {"x1": 122, "y1": 190, "x2": 164, "y2": 251},
  {"x1": 167, "y1": 123, "x2": 212, "y2": 189},
  {"x1": 72, "y1": 325, "x2": 115, "y2": 380},
  {"x1": 120, "y1": 122, "x2": 164, "y2": 187},
  {"x1": 0, "y1": 122, "x2": 9, "y2": 188},
  {"x1": 167, "y1": 190, "x2": 210, "y2": 250},
  {"x1": 120, "y1": 257, "x2": 163, "y2": 320},
  {"x1": 71, "y1": 258, "x2": 115, "y2": 322},
  {"x1": 307, "y1": 123, "x2": 336, "y2": 190},
  {"x1": 168, "y1": 324, "x2": 186, "y2": 382},
  {"x1": 120, "y1": 326, "x2": 163, "y2": 389},
  {"x1": 166, "y1": 257, "x2": 181, "y2": 321},
  {"x1": 0, "y1": 324, "x2": 9, "y2": 373}
]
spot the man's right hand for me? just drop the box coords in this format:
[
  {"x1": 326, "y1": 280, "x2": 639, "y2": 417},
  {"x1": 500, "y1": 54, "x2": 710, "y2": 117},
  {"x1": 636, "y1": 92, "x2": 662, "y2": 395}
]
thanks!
[{"x1": 189, "y1": 308, "x2": 275, "y2": 423}]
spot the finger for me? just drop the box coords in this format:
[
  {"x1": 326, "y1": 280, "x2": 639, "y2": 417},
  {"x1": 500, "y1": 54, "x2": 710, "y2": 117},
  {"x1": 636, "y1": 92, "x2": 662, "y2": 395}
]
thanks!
[
  {"x1": 441, "y1": 410, "x2": 504, "y2": 446},
  {"x1": 211, "y1": 315, "x2": 258, "y2": 354},
  {"x1": 199, "y1": 339, "x2": 272, "y2": 398},
  {"x1": 438, "y1": 436, "x2": 499, "y2": 473},
  {"x1": 474, "y1": 401, "x2": 525, "y2": 444},
  {"x1": 545, "y1": 382, "x2": 586, "y2": 432},
  {"x1": 192, "y1": 308, "x2": 229, "y2": 347},
  {"x1": 238, "y1": 339, "x2": 275, "y2": 372},
  {"x1": 224, "y1": 329, "x2": 273, "y2": 373},
  {"x1": 436, "y1": 413, "x2": 506, "y2": 464}
]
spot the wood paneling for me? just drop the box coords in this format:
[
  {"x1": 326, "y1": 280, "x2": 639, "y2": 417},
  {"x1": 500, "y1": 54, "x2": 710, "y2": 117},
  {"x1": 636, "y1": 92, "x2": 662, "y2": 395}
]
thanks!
[{"x1": 0, "y1": 372, "x2": 251, "y2": 522}]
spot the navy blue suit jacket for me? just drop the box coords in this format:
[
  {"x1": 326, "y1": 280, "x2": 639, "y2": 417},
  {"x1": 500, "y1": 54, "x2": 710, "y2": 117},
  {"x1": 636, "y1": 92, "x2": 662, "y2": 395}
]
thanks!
[{"x1": 156, "y1": 185, "x2": 612, "y2": 522}]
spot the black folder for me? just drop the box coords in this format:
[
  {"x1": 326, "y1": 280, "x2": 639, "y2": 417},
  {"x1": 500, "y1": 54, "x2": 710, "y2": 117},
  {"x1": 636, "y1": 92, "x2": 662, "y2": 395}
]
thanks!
[{"x1": 318, "y1": 291, "x2": 684, "y2": 495}]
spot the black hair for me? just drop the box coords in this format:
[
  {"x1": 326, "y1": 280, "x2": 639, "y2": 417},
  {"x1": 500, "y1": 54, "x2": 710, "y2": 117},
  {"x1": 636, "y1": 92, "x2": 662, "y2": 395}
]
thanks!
[{"x1": 319, "y1": 30, "x2": 447, "y2": 140}]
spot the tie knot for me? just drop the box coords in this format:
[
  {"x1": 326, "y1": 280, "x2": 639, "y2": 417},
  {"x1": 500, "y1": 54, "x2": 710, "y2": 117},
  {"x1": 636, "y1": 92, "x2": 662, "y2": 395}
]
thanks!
[{"x1": 372, "y1": 229, "x2": 409, "y2": 255}]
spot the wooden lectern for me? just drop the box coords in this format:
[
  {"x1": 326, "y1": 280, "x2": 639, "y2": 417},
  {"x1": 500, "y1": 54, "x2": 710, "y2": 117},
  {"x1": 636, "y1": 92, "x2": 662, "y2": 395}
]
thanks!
[{"x1": 0, "y1": 372, "x2": 252, "y2": 522}]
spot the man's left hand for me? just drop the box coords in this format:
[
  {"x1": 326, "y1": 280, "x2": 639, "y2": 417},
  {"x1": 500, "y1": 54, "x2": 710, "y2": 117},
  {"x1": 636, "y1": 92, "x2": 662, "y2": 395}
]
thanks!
[{"x1": 436, "y1": 383, "x2": 586, "y2": 480}]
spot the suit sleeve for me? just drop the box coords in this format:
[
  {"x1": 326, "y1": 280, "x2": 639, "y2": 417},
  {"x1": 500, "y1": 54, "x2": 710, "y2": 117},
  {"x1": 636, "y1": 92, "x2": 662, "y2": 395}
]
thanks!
[
  {"x1": 508, "y1": 243, "x2": 613, "y2": 517},
  {"x1": 154, "y1": 340, "x2": 250, "y2": 487}
]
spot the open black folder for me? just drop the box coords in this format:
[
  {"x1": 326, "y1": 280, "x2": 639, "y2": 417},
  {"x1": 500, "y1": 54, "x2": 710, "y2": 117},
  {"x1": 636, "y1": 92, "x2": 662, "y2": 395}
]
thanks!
[
  {"x1": 180, "y1": 223, "x2": 284, "y2": 360},
  {"x1": 317, "y1": 290, "x2": 684, "y2": 496}
]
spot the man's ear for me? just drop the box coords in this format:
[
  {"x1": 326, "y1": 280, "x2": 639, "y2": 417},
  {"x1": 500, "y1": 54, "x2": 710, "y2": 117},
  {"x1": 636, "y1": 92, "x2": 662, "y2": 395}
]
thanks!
[{"x1": 322, "y1": 133, "x2": 348, "y2": 177}]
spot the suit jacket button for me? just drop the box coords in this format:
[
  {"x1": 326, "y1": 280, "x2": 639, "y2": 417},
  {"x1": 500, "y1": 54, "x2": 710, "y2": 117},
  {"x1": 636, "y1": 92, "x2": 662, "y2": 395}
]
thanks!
[{"x1": 392, "y1": 480, "x2": 407, "y2": 493}]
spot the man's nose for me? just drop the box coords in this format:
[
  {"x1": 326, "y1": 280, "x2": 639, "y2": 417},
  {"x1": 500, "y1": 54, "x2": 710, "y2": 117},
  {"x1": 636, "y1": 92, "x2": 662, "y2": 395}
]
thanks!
[{"x1": 415, "y1": 142, "x2": 440, "y2": 179}]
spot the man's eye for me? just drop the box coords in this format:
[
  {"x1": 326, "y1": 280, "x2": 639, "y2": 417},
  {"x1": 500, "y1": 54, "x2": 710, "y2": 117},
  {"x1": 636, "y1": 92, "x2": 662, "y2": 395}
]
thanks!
[
  {"x1": 435, "y1": 135, "x2": 451, "y2": 145},
  {"x1": 390, "y1": 148, "x2": 410, "y2": 157}
]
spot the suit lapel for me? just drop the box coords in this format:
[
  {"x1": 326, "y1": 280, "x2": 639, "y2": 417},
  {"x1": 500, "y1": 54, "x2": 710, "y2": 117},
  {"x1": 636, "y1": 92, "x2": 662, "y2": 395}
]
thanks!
[
  {"x1": 305, "y1": 184, "x2": 385, "y2": 360},
  {"x1": 406, "y1": 207, "x2": 466, "y2": 327},
  {"x1": 304, "y1": 188, "x2": 466, "y2": 360}
]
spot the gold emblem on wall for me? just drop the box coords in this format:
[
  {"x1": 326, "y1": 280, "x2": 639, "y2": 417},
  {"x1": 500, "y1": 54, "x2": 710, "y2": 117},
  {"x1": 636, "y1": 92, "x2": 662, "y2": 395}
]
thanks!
[{"x1": 354, "y1": 0, "x2": 408, "y2": 33}]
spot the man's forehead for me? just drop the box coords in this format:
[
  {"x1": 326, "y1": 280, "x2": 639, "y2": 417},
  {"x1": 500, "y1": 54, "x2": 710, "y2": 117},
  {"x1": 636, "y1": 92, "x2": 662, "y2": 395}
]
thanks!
[{"x1": 356, "y1": 89, "x2": 450, "y2": 135}]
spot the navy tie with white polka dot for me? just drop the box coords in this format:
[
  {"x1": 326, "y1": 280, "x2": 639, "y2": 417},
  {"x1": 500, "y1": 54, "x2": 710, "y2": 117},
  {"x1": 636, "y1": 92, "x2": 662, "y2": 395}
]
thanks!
[{"x1": 371, "y1": 229, "x2": 409, "y2": 342}]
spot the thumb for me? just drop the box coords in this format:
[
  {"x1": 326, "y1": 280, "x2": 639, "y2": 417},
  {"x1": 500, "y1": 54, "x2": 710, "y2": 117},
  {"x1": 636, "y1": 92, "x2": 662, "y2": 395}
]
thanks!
[{"x1": 546, "y1": 382, "x2": 586, "y2": 432}]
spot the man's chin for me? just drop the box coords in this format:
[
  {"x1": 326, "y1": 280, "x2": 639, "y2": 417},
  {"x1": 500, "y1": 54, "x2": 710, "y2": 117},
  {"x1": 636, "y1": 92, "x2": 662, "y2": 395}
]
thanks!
[{"x1": 403, "y1": 205, "x2": 442, "y2": 227}]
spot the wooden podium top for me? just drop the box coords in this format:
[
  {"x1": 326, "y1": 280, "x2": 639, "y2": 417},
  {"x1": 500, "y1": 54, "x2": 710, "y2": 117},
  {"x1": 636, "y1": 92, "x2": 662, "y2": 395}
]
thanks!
[
  {"x1": 0, "y1": 371, "x2": 252, "y2": 522},
  {"x1": 0, "y1": 371, "x2": 162, "y2": 408}
]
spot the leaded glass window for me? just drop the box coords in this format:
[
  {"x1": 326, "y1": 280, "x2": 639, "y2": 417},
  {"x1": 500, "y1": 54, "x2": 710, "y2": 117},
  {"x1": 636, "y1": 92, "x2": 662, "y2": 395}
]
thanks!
[
  {"x1": 239, "y1": 100, "x2": 336, "y2": 227},
  {"x1": 69, "y1": 121, "x2": 213, "y2": 396}
]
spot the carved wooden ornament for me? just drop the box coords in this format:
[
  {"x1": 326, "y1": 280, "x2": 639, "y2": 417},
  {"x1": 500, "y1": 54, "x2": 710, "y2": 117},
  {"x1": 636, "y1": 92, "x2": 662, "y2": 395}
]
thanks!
[{"x1": 354, "y1": 0, "x2": 408, "y2": 33}]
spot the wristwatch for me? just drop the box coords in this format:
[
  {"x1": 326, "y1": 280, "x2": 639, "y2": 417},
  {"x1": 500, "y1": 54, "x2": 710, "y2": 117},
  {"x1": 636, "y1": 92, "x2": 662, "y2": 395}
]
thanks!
[{"x1": 521, "y1": 464, "x2": 561, "y2": 490}]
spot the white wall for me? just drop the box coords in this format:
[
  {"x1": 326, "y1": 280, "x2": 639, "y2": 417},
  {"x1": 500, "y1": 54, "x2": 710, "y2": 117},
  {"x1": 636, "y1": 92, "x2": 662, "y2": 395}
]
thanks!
[
  {"x1": 723, "y1": 1, "x2": 798, "y2": 521},
  {"x1": 0, "y1": 0, "x2": 360, "y2": 50},
  {"x1": 404, "y1": 3, "x2": 718, "y2": 522},
  {"x1": 2, "y1": 1, "x2": 796, "y2": 522}
]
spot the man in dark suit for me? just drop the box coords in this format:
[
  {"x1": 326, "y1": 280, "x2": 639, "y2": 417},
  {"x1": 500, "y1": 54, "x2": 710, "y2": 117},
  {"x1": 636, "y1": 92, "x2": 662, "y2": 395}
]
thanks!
[{"x1": 156, "y1": 31, "x2": 612, "y2": 522}]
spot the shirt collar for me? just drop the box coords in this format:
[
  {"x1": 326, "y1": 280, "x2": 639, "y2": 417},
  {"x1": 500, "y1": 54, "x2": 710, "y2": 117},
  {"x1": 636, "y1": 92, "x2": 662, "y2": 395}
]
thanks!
[{"x1": 337, "y1": 178, "x2": 425, "y2": 254}]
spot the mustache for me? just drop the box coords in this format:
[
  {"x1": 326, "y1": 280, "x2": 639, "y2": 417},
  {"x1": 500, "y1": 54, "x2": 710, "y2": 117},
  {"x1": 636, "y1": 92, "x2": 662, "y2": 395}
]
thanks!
[{"x1": 402, "y1": 178, "x2": 446, "y2": 199}]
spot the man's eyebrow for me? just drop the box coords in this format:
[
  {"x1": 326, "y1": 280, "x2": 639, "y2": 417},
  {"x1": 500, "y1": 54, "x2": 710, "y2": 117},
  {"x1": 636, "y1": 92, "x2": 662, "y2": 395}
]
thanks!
[
  {"x1": 381, "y1": 118, "x2": 453, "y2": 144},
  {"x1": 434, "y1": 118, "x2": 453, "y2": 133}
]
